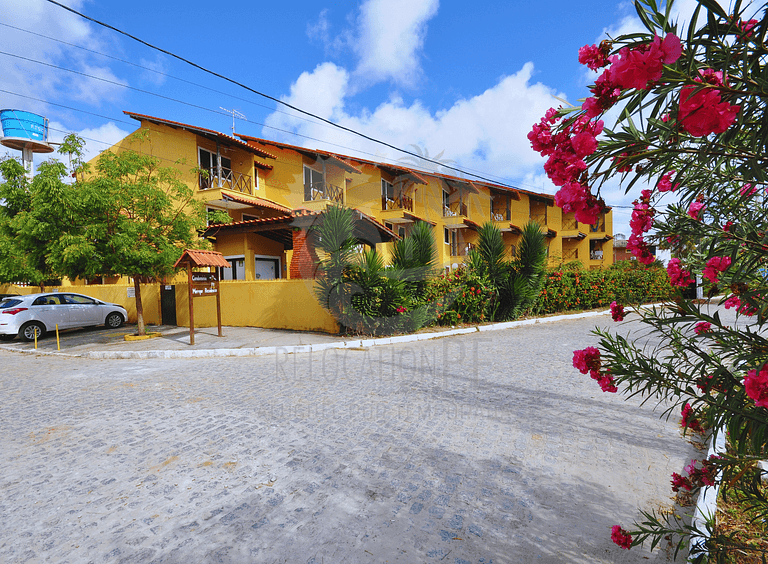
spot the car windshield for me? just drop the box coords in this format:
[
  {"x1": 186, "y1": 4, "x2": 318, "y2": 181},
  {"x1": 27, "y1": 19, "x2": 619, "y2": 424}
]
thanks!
[{"x1": 0, "y1": 299, "x2": 23, "y2": 309}]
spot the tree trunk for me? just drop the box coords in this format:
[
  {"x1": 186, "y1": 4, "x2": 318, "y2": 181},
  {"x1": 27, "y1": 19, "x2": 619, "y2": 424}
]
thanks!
[{"x1": 134, "y1": 277, "x2": 145, "y2": 336}]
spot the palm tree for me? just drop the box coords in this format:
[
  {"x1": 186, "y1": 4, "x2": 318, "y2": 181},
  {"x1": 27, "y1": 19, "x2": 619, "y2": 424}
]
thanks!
[{"x1": 468, "y1": 221, "x2": 547, "y2": 321}]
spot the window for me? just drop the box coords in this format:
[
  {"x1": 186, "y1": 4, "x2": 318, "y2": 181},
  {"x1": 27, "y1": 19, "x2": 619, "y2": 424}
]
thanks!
[
  {"x1": 444, "y1": 227, "x2": 450, "y2": 245},
  {"x1": 219, "y1": 256, "x2": 245, "y2": 281},
  {"x1": 381, "y1": 179, "x2": 395, "y2": 209},
  {"x1": 398, "y1": 226, "x2": 406, "y2": 238},
  {"x1": 198, "y1": 148, "x2": 231, "y2": 189},
  {"x1": 304, "y1": 165, "x2": 324, "y2": 201},
  {"x1": 443, "y1": 189, "x2": 451, "y2": 215}
]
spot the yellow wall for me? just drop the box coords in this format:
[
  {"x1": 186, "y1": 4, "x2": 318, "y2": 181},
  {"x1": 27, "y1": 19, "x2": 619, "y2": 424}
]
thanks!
[
  {"x1": 0, "y1": 280, "x2": 338, "y2": 333},
  {"x1": 174, "y1": 279, "x2": 337, "y2": 333}
]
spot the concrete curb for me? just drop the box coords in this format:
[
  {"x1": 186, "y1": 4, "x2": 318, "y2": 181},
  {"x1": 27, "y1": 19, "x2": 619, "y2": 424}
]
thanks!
[
  {"x1": 65, "y1": 307, "x2": 620, "y2": 360},
  {"x1": 688, "y1": 430, "x2": 727, "y2": 562}
]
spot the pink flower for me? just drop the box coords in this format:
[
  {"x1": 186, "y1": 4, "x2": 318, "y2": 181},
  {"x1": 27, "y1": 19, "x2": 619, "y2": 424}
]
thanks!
[
  {"x1": 667, "y1": 258, "x2": 694, "y2": 287},
  {"x1": 573, "y1": 347, "x2": 601, "y2": 374},
  {"x1": 571, "y1": 130, "x2": 599, "y2": 159},
  {"x1": 396, "y1": 306, "x2": 407, "y2": 313},
  {"x1": 611, "y1": 525, "x2": 633, "y2": 549},
  {"x1": 681, "y1": 403, "x2": 703, "y2": 433},
  {"x1": 610, "y1": 301, "x2": 625, "y2": 322},
  {"x1": 687, "y1": 201, "x2": 705, "y2": 220},
  {"x1": 744, "y1": 365, "x2": 768, "y2": 408},
  {"x1": 694, "y1": 322, "x2": 712, "y2": 335},
  {"x1": 597, "y1": 373, "x2": 618, "y2": 393},
  {"x1": 702, "y1": 256, "x2": 731, "y2": 284},
  {"x1": 671, "y1": 472, "x2": 693, "y2": 492},
  {"x1": 608, "y1": 34, "x2": 682, "y2": 90},
  {"x1": 657, "y1": 170, "x2": 680, "y2": 192},
  {"x1": 738, "y1": 19, "x2": 758, "y2": 38},
  {"x1": 679, "y1": 83, "x2": 740, "y2": 137},
  {"x1": 739, "y1": 183, "x2": 757, "y2": 197},
  {"x1": 627, "y1": 233, "x2": 655, "y2": 265},
  {"x1": 578, "y1": 43, "x2": 610, "y2": 71},
  {"x1": 724, "y1": 295, "x2": 741, "y2": 310}
]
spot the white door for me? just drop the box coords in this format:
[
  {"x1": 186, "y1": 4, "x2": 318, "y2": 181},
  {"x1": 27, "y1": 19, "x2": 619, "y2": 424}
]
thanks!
[{"x1": 254, "y1": 259, "x2": 278, "y2": 280}]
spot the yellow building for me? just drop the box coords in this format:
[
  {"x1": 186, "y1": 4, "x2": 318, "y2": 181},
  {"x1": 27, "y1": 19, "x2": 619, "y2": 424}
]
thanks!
[{"x1": 109, "y1": 112, "x2": 613, "y2": 280}]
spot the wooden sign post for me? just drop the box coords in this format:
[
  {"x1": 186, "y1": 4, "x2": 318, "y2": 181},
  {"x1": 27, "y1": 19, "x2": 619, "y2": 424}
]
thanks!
[{"x1": 174, "y1": 249, "x2": 230, "y2": 345}]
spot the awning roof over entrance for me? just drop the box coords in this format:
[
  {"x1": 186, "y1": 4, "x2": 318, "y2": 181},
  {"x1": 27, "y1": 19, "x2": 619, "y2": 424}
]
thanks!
[{"x1": 174, "y1": 249, "x2": 231, "y2": 269}]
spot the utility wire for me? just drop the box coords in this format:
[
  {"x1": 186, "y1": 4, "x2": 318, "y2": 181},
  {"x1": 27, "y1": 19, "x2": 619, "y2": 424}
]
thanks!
[
  {"x1": 0, "y1": 84, "x2": 523, "y2": 190},
  {"x1": 0, "y1": 21, "x2": 344, "y2": 134},
  {"x1": 41, "y1": 0, "x2": 517, "y2": 188}
]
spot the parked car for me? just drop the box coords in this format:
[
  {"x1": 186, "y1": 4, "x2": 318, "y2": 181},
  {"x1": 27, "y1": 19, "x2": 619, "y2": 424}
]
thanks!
[{"x1": 0, "y1": 292, "x2": 127, "y2": 342}]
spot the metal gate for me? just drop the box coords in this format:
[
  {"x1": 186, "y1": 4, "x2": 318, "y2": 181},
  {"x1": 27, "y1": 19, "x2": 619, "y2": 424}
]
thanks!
[{"x1": 161, "y1": 285, "x2": 177, "y2": 326}]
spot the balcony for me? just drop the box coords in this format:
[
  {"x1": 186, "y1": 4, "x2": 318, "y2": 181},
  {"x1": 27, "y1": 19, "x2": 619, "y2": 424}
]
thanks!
[
  {"x1": 449, "y1": 241, "x2": 473, "y2": 257},
  {"x1": 590, "y1": 215, "x2": 606, "y2": 232},
  {"x1": 529, "y1": 212, "x2": 547, "y2": 225},
  {"x1": 562, "y1": 216, "x2": 578, "y2": 231},
  {"x1": 382, "y1": 194, "x2": 414, "y2": 212},
  {"x1": 305, "y1": 181, "x2": 344, "y2": 204},
  {"x1": 491, "y1": 208, "x2": 510, "y2": 222},
  {"x1": 563, "y1": 248, "x2": 579, "y2": 261},
  {"x1": 444, "y1": 201, "x2": 467, "y2": 218},
  {"x1": 590, "y1": 251, "x2": 604, "y2": 260},
  {"x1": 199, "y1": 167, "x2": 253, "y2": 194}
]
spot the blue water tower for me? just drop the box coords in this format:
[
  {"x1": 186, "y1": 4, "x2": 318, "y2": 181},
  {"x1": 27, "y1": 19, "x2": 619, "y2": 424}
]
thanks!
[{"x1": 0, "y1": 109, "x2": 55, "y2": 178}]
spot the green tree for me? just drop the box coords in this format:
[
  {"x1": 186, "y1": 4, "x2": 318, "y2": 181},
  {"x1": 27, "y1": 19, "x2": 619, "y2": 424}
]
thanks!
[
  {"x1": 531, "y1": 0, "x2": 768, "y2": 559},
  {"x1": 48, "y1": 134, "x2": 206, "y2": 335},
  {"x1": 0, "y1": 140, "x2": 82, "y2": 288}
]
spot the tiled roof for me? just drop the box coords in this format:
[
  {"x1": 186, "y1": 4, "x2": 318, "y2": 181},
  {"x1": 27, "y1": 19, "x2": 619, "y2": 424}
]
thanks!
[
  {"x1": 220, "y1": 190, "x2": 292, "y2": 213},
  {"x1": 174, "y1": 249, "x2": 231, "y2": 268},
  {"x1": 124, "y1": 112, "x2": 278, "y2": 160}
]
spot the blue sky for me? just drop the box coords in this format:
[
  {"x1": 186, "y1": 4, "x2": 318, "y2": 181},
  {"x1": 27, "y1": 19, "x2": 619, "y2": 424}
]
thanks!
[{"x1": 0, "y1": 0, "x2": 719, "y2": 235}]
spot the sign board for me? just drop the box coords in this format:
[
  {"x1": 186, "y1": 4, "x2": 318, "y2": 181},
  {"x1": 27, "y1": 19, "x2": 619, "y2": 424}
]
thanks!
[
  {"x1": 191, "y1": 271, "x2": 218, "y2": 297},
  {"x1": 127, "y1": 287, "x2": 135, "y2": 298}
]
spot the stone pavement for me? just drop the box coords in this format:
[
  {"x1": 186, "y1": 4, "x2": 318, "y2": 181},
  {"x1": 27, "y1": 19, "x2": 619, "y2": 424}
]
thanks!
[{"x1": 0, "y1": 312, "x2": 702, "y2": 563}]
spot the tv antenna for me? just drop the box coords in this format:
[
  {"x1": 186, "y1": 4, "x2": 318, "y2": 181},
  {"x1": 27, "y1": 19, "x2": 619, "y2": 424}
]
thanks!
[{"x1": 220, "y1": 107, "x2": 246, "y2": 135}]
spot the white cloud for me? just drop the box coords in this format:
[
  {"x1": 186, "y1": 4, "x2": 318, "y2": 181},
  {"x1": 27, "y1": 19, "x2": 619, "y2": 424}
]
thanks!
[
  {"x1": 352, "y1": 0, "x2": 439, "y2": 87},
  {"x1": 264, "y1": 61, "x2": 565, "y2": 184},
  {"x1": 0, "y1": 0, "x2": 126, "y2": 117}
]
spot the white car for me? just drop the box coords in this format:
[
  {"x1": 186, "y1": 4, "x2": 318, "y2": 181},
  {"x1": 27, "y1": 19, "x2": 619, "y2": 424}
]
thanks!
[{"x1": 0, "y1": 292, "x2": 128, "y2": 342}]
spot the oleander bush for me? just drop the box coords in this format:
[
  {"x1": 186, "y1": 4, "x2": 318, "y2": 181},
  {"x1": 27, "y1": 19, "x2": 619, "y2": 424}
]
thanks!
[
  {"x1": 536, "y1": 260, "x2": 674, "y2": 314},
  {"x1": 529, "y1": 0, "x2": 768, "y2": 560}
]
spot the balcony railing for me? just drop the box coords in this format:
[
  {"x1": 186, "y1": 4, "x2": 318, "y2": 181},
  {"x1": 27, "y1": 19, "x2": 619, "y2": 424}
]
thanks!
[
  {"x1": 199, "y1": 168, "x2": 253, "y2": 194},
  {"x1": 491, "y1": 209, "x2": 510, "y2": 222},
  {"x1": 444, "y1": 201, "x2": 467, "y2": 217},
  {"x1": 305, "y1": 181, "x2": 344, "y2": 204},
  {"x1": 382, "y1": 194, "x2": 414, "y2": 212},
  {"x1": 562, "y1": 217, "x2": 578, "y2": 230},
  {"x1": 450, "y1": 242, "x2": 473, "y2": 257},
  {"x1": 529, "y1": 212, "x2": 547, "y2": 225},
  {"x1": 590, "y1": 216, "x2": 606, "y2": 232},
  {"x1": 563, "y1": 248, "x2": 579, "y2": 260}
]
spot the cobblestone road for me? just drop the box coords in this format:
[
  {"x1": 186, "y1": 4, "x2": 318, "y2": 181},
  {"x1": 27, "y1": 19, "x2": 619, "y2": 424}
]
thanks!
[{"x1": 0, "y1": 315, "x2": 699, "y2": 563}]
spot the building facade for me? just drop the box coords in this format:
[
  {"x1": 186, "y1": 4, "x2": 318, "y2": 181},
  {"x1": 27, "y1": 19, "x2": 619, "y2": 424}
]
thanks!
[{"x1": 104, "y1": 112, "x2": 614, "y2": 281}]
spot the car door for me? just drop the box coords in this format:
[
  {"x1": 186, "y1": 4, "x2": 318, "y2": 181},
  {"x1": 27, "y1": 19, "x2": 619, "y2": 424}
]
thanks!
[
  {"x1": 61, "y1": 294, "x2": 103, "y2": 327},
  {"x1": 30, "y1": 295, "x2": 69, "y2": 329}
]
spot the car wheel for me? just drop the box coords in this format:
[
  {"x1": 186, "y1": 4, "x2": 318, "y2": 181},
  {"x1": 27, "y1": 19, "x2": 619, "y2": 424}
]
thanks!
[
  {"x1": 0, "y1": 334, "x2": 15, "y2": 341},
  {"x1": 20, "y1": 322, "x2": 45, "y2": 342},
  {"x1": 105, "y1": 312, "x2": 124, "y2": 328}
]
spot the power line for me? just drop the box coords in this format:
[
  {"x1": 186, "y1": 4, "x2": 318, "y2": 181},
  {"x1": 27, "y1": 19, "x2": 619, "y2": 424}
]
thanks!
[
  {"x1": 0, "y1": 21, "x2": 345, "y2": 135},
  {"x1": 0, "y1": 85, "x2": 520, "y2": 190},
  {"x1": 41, "y1": 0, "x2": 517, "y2": 189}
]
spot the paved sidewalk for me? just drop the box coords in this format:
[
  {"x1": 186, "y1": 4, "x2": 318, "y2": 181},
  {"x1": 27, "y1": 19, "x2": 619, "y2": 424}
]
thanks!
[{"x1": 0, "y1": 310, "x2": 702, "y2": 563}]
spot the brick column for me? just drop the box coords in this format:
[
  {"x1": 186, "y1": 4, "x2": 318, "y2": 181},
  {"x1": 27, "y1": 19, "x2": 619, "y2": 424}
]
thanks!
[{"x1": 290, "y1": 228, "x2": 320, "y2": 279}]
